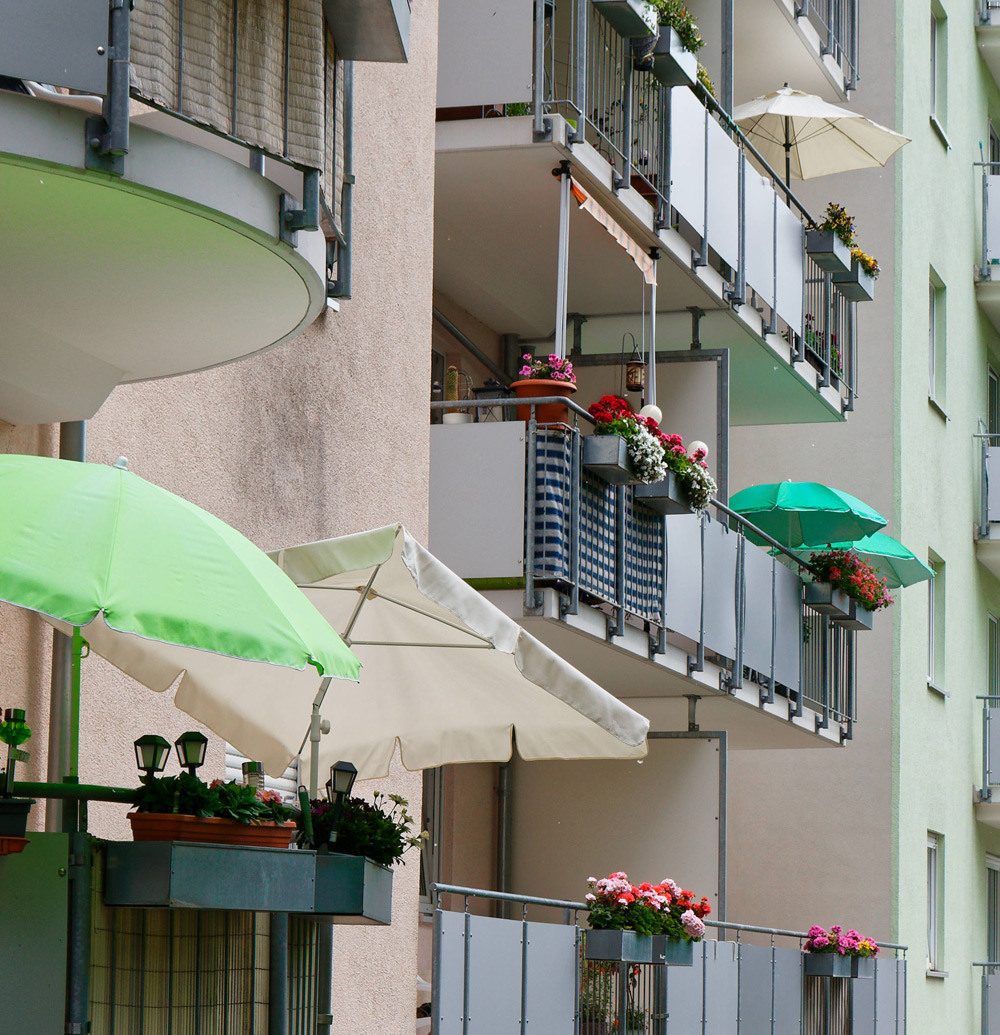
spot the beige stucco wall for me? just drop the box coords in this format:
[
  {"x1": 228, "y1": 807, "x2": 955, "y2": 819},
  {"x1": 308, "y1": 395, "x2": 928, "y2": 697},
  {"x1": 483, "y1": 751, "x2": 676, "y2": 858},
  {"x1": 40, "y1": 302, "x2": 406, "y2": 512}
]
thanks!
[{"x1": 0, "y1": 2, "x2": 437, "y2": 1030}]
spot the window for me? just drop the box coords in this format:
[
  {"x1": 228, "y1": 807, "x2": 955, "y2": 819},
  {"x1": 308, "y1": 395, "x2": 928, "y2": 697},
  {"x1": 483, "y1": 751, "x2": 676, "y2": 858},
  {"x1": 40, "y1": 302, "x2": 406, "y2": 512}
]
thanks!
[
  {"x1": 420, "y1": 766, "x2": 444, "y2": 914},
  {"x1": 990, "y1": 124, "x2": 1000, "y2": 168},
  {"x1": 930, "y1": 4, "x2": 948, "y2": 133},
  {"x1": 929, "y1": 272, "x2": 946, "y2": 407},
  {"x1": 928, "y1": 554, "x2": 945, "y2": 690},
  {"x1": 989, "y1": 855, "x2": 1000, "y2": 964},
  {"x1": 928, "y1": 832, "x2": 943, "y2": 971},
  {"x1": 990, "y1": 366, "x2": 1000, "y2": 435},
  {"x1": 991, "y1": 615, "x2": 1000, "y2": 700}
]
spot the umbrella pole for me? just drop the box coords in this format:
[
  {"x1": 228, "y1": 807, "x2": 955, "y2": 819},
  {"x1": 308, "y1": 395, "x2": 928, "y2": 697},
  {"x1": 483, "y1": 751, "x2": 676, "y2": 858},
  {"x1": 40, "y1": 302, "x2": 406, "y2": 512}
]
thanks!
[
  {"x1": 784, "y1": 114, "x2": 792, "y2": 187},
  {"x1": 69, "y1": 627, "x2": 83, "y2": 779},
  {"x1": 308, "y1": 677, "x2": 333, "y2": 798}
]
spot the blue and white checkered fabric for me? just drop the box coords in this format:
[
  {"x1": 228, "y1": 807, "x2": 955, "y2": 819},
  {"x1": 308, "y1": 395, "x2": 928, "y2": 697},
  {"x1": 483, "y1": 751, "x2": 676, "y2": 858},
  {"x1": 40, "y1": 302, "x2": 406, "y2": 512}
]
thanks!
[
  {"x1": 579, "y1": 473, "x2": 617, "y2": 603},
  {"x1": 624, "y1": 493, "x2": 663, "y2": 622},
  {"x1": 532, "y1": 431, "x2": 571, "y2": 579}
]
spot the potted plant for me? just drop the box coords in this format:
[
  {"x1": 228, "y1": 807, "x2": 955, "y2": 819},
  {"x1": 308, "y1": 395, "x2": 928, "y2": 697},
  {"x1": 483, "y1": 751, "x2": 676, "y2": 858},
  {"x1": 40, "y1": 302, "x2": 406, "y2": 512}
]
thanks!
[
  {"x1": 511, "y1": 352, "x2": 577, "y2": 425},
  {"x1": 807, "y1": 549, "x2": 894, "y2": 631},
  {"x1": 584, "y1": 871, "x2": 710, "y2": 966},
  {"x1": 298, "y1": 790, "x2": 425, "y2": 923},
  {"x1": 592, "y1": 0, "x2": 658, "y2": 40},
  {"x1": 806, "y1": 203, "x2": 855, "y2": 275},
  {"x1": 0, "y1": 708, "x2": 34, "y2": 855},
  {"x1": 647, "y1": 0, "x2": 702, "y2": 86},
  {"x1": 833, "y1": 247, "x2": 878, "y2": 302},
  {"x1": 128, "y1": 772, "x2": 297, "y2": 848},
  {"x1": 803, "y1": 925, "x2": 879, "y2": 979},
  {"x1": 579, "y1": 965, "x2": 613, "y2": 1034}
]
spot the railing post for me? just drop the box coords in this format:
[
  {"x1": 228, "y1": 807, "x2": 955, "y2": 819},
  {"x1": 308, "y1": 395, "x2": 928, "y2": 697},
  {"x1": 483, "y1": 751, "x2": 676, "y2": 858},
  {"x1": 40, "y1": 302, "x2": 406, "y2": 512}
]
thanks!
[
  {"x1": 533, "y1": 0, "x2": 548, "y2": 140},
  {"x1": 985, "y1": 163, "x2": 991, "y2": 279},
  {"x1": 983, "y1": 438, "x2": 992, "y2": 539},
  {"x1": 693, "y1": 106, "x2": 710, "y2": 268},
  {"x1": 985, "y1": 699, "x2": 993, "y2": 801},
  {"x1": 565, "y1": 425, "x2": 582, "y2": 616},
  {"x1": 816, "y1": 616, "x2": 830, "y2": 730},
  {"x1": 574, "y1": 0, "x2": 587, "y2": 142},
  {"x1": 86, "y1": 0, "x2": 131, "y2": 176},
  {"x1": 819, "y1": 272, "x2": 833, "y2": 386},
  {"x1": 462, "y1": 898, "x2": 472, "y2": 1035},
  {"x1": 615, "y1": 53, "x2": 634, "y2": 192}
]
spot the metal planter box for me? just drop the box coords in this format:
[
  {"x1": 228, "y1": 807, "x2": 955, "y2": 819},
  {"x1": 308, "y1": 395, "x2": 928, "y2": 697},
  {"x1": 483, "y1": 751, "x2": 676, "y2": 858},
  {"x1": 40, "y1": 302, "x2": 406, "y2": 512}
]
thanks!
[
  {"x1": 591, "y1": 0, "x2": 657, "y2": 38},
  {"x1": 103, "y1": 841, "x2": 315, "y2": 912},
  {"x1": 585, "y1": 929, "x2": 653, "y2": 963},
  {"x1": 635, "y1": 471, "x2": 690, "y2": 514},
  {"x1": 804, "y1": 953, "x2": 874, "y2": 979},
  {"x1": 833, "y1": 259, "x2": 875, "y2": 302},
  {"x1": 651, "y1": 934, "x2": 695, "y2": 966},
  {"x1": 583, "y1": 434, "x2": 636, "y2": 484},
  {"x1": 651, "y1": 26, "x2": 697, "y2": 87},
  {"x1": 314, "y1": 853, "x2": 393, "y2": 925},
  {"x1": 803, "y1": 582, "x2": 852, "y2": 618},
  {"x1": 831, "y1": 600, "x2": 874, "y2": 632},
  {"x1": 805, "y1": 230, "x2": 852, "y2": 275}
]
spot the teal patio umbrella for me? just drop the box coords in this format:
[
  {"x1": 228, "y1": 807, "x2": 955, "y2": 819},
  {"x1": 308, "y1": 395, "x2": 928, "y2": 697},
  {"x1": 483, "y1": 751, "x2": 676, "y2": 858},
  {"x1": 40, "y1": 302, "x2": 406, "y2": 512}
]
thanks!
[
  {"x1": 0, "y1": 453, "x2": 361, "y2": 776},
  {"x1": 799, "y1": 532, "x2": 932, "y2": 589},
  {"x1": 729, "y1": 481, "x2": 887, "y2": 549}
]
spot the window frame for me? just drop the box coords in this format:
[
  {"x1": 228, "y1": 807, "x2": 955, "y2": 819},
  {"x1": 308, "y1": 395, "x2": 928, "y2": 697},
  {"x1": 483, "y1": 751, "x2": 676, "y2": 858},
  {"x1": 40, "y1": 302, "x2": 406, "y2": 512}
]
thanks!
[
  {"x1": 928, "y1": 832, "x2": 942, "y2": 971},
  {"x1": 988, "y1": 854, "x2": 1000, "y2": 965}
]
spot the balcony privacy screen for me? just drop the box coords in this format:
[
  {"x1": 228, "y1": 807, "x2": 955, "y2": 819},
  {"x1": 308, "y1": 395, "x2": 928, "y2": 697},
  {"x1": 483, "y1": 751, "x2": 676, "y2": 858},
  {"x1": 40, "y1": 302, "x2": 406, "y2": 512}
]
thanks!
[{"x1": 130, "y1": 0, "x2": 328, "y2": 175}]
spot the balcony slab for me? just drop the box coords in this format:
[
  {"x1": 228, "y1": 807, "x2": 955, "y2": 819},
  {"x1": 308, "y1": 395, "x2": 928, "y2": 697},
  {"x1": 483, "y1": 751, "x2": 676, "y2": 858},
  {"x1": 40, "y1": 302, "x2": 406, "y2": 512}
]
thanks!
[
  {"x1": 0, "y1": 89, "x2": 326, "y2": 425},
  {"x1": 978, "y1": 20, "x2": 1000, "y2": 90}
]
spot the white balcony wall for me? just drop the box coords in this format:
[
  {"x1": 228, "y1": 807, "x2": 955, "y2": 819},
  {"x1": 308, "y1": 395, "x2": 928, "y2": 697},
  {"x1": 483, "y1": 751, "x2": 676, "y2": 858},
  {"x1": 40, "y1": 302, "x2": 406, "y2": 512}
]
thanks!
[{"x1": 988, "y1": 174, "x2": 1000, "y2": 266}]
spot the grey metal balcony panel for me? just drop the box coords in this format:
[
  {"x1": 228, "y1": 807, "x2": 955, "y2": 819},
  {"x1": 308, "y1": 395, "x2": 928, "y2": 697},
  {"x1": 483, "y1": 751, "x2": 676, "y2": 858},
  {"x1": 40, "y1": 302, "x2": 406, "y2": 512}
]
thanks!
[
  {"x1": 743, "y1": 544, "x2": 776, "y2": 680},
  {"x1": 987, "y1": 971, "x2": 1000, "y2": 1035},
  {"x1": 523, "y1": 921, "x2": 577, "y2": 1034},
  {"x1": 736, "y1": 943, "x2": 772, "y2": 1033},
  {"x1": 466, "y1": 915, "x2": 524, "y2": 1033},
  {"x1": 851, "y1": 965, "x2": 876, "y2": 1031},
  {"x1": 706, "y1": 113, "x2": 741, "y2": 270},
  {"x1": 702, "y1": 521, "x2": 739, "y2": 662},
  {"x1": 663, "y1": 942, "x2": 707, "y2": 1030},
  {"x1": 670, "y1": 88, "x2": 707, "y2": 238},
  {"x1": 704, "y1": 939, "x2": 739, "y2": 1035},
  {"x1": 664, "y1": 515, "x2": 704, "y2": 643},
  {"x1": 989, "y1": 175, "x2": 1000, "y2": 268},
  {"x1": 988, "y1": 451, "x2": 1000, "y2": 523},
  {"x1": 874, "y1": 958, "x2": 903, "y2": 1032},
  {"x1": 774, "y1": 560, "x2": 804, "y2": 691},
  {"x1": 773, "y1": 946, "x2": 804, "y2": 1034},
  {"x1": 435, "y1": 909, "x2": 467, "y2": 1035},
  {"x1": 989, "y1": 706, "x2": 1000, "y2": 786},
  {"x1": 745, "y1": 172, "x2": 777, "y2": 312},
  {"x1": 437, "y1": 0, "x2": 532, "y2": 107},
  {"x1": 0, "y1": 0, "x2": 109, "y2": 95},
  {"x1": 428, "y1": 423, "x2": 527, "y2": 581},
  {"x1": 775, "y1": 199, "x2": 806, "y2": 338}
]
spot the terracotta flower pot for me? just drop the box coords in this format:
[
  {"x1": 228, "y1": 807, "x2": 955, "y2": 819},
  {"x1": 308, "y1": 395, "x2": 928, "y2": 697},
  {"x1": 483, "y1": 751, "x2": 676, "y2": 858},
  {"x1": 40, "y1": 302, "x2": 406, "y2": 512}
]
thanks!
[
  {"x1": 128, "y1": 812, "x2": 296, "y2": 848},
  {"x1": 0, "y1": 836, "x2": 28, "y2": 856},
  {"x1": 510, "y1": 379, "x2": 577, "y2": 425}
]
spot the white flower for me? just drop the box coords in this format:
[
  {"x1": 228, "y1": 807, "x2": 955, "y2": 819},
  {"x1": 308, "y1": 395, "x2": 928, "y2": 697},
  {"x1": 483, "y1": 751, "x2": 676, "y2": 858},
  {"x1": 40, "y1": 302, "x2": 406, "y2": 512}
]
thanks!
[{"x1": 626, "y1": 424, "x2": 668, "y2": 484}]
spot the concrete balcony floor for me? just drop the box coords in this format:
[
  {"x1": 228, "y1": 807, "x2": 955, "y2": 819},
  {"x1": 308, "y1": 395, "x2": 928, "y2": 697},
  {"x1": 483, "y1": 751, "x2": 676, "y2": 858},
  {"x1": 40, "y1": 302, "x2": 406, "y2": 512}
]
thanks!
[{"x1": 0, "y1": 89, "x2": 326, "y2": 425}]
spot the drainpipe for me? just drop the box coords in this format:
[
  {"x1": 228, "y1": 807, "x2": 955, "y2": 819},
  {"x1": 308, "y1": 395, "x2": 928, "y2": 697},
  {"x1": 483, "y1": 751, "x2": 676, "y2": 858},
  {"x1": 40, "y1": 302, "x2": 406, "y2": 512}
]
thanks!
[
  {"x1": 45, "y1": 421, "x2": 86, "y2": 833},
  {"x1": 496, "y1": 761, "x2": 513, "y2": 918},
  {"x1": 329, "y1": 61, "x2": 354, "y2": 300}
]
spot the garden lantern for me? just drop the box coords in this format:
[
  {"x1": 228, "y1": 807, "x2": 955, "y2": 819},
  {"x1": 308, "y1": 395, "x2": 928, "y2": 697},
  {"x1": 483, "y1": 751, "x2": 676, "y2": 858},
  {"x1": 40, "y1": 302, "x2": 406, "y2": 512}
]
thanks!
[
  {"x1": 242, "y1": 760, "x2": 265, "y2": 790},
  {"x1": 134, "y1": 734, "x2": 170, "y2": 781},
  {"x1": 326, "y1": 760, "x2": 357, "y2": 804},
  {"x1": 174, "y1": 731, "x2": 208, "y2": 775}
]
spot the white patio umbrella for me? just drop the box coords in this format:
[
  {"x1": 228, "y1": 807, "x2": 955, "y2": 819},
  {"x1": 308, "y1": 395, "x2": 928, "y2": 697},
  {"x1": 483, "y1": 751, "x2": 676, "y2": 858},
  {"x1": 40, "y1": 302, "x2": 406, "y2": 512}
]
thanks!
[
  {"x1": 732, "y1": 86, "x2": 910, "y2": 183},
  {"x1": 270, "y1": 524, "x2": 649, "y2": 783}
]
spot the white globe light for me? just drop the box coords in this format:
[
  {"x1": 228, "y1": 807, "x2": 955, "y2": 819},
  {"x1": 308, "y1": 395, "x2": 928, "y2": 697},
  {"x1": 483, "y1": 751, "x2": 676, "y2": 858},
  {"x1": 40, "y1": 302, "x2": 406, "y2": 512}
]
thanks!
[
  {"x1": 689, "y1": 440, "x2": 709, "y2": 457},
  {"x1": 638, "y1": 404, "x2": 662, "y2": 424}
]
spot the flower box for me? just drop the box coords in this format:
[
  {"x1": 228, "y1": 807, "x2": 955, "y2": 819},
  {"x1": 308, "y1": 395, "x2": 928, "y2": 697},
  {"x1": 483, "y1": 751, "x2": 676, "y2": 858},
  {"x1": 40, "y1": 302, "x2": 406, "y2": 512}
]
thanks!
[
  {"x1": 510, "y1": 378, "x2": 577, "y2": 426},
  {"x1": 804, "y1": 953, "x2": 874, "y2": 979},
  {"x1": 591, "y1": 0, "x2": 657, "y2": 38},
  {"x1": 833, "y1": 259, "x2": 875, "y2": 302},
  {"x1": 803, "y1": 582, "x2": 852, "y2": 619},
  {"x1": 634, "y1": 471, "x2": 690, "y2": 515},
  {"x1": 104, "y1": 840, "x2": 316, "y2": 911},
  {"x1": 651, "y1": 934, "x2": 695, "y2": 966},
  {"x1": 651, "y1": 26, "x2": 697, "y2": 87},
  {"x1": 128, "y1": 812, "x2": 296, "y2": 849},
  {"x1": 584, "y1": 929, "x2": 653, "y2": 963},
  {"x1": 830, "y1": 600, "x2": 874, "y2": 632},
  {"x1": 805, "y1": 230, "x2": 852, "y2": 275},
  {"x1": 314, "y1": 852, "x2": 393, "y2": 925},
  {"x1": 0, "y1": 797, "x2": 34, "y2": 839},
  {"x1": 583, "y1": 434, "x2": 636, "y2": 484}
]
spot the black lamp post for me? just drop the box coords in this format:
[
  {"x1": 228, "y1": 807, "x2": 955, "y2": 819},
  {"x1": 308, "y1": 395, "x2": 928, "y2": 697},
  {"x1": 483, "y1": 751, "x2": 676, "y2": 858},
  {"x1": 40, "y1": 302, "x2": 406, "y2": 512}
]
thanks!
[
  {"x1": 174, "y1": 731, "x2": 208, "y2": 776},
  {"x1": 133, "y1": 734, "x2": 170, "y2": 783},
  {"x1": 325, "y1": 760, "x2": 357, "y2": 846}
]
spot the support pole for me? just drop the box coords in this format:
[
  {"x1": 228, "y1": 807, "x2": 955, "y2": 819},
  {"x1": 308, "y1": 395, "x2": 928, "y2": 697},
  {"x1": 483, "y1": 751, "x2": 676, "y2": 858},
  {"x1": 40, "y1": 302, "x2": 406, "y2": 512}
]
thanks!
[
  {"x1": 553, "y1": 161, "x2": 572, "y2": 359},
  {"x1": 46, "y1": 422, "x2": 86, "y2": 833},
  {"x1": 316, "y1": 924, "x2": 335, "y2": 1035},
  {"x1": 647, "y1": 250, "x2": 659, "y2": 405},
  {"x1": 720, "y1": 0, "x2": 734, "y2": 114},
  {"x1": 269, "y1": 913, "x2": 290, "y2": 1035}
]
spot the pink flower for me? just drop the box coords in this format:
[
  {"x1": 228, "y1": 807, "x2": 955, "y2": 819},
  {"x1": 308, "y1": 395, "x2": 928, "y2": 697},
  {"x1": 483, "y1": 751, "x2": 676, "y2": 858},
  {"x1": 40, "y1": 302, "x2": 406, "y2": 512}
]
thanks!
[
  {"x1": 585, "y1": 893, "x2": 596, "y2": 902},
  {"x1": 681, "y1": 909, "x2": 705, "y2": 940}
]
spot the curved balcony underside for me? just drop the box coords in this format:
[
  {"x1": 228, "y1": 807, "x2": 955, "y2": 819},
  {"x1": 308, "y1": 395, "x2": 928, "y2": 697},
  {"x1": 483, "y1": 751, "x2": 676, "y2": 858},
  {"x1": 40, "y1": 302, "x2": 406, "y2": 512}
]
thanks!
[{"x1": 0, "y1": 90, "x2": 326, "y2": 425}]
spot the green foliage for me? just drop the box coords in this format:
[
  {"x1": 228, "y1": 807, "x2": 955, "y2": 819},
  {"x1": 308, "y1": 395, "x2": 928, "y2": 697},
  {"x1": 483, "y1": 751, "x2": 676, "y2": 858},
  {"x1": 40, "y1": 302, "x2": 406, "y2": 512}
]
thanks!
[
  {"x1": 816, "y1": 202, "x2": 856, "y2": 248},
  {"x1": 648, "y1": 0, "x2": 704, "y2": 53},
  {"x1": 297, "y1": 790, "x2": 427, "y2": 867},
  {"x1": 696, "y1": 63, "x2": 715, "y2": 97},
  {"x1": 132, "y1": 773, "x2": 294, "y2": 824}
]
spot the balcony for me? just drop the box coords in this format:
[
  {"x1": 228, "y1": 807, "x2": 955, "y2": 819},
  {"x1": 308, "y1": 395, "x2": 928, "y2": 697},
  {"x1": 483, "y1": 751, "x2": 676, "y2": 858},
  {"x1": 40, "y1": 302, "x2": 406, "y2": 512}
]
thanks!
[
  {"x1": 976, "y1": 434, "x2": 1000, "y2": 577},
  {"x1": 977, "y1": 165, "x2": 1000, "y2": 335},
  {"x1": 430, "y1": 885, "x2": 906, "y2": 1035},
  {"x1": 977, "y1": 696, "x2": 1000, "y2": 827},
  {"x1": 429, "y1": 410, "x2": 861, "y2": 746},
  {"x1": 0, "y1": 0, "x2": 358, "y2": 425},
  {"x1": 979, "y1": 2, "x2": 1000, "y2": 87},
  {"x1": 435, "y1": 1, "x2": 863, "y2": 425}
]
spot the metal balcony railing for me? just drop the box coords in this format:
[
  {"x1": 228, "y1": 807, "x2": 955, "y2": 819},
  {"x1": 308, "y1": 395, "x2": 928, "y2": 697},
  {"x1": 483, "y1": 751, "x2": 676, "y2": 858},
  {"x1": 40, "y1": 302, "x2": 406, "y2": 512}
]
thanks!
[
  {"x1": 796, "y1": 0, "x2": 860, "y2": 91},
  {"x1": 523, "y1": 0, "x2": 859, "y2": 408},
  {"x1": 979, "y1": 164, "x2": 1000, "y2": 283},
  {"x1": 430, "y1": 884, "x2": 906, "y2": 1035},
  {"x1": 430, "y1": 399, "x2": 858, "y2": 737},
  {"x1": 977, "y1": 962, "x2": 1000, "y2": 1034},
  {"x1": 979, "y1": 697, "x2": 1000, "y2": 800},
  {"x1": 976, "y1": 433, "x2": 1000, "y2": 539}
]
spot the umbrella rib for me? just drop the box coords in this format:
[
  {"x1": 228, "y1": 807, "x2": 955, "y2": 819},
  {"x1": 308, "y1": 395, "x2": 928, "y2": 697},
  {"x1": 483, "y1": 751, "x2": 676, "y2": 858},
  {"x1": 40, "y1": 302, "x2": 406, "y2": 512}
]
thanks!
[
  {"x1": 339, "y1": 564, "x2": 382, "y2": 645},
  {"x1": 348, "y1": 640, "x2": 493, "y2": 648},
  {"x1": 366, "y1": 590, "x2": 495, "y2": 646}
]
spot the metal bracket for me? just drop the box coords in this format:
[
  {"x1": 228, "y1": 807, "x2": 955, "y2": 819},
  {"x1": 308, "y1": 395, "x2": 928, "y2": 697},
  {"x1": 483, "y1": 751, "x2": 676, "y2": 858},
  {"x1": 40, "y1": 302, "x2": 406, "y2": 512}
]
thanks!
[
  {"x1": 280, "y1": 170, "x2": 321, "y2": 246},
  {"x1": 85, "y1": 117, "x2": 125, "y2": 176},
  {"x1": 532, "y1": 115, "x2": 554, "y2": 143}
]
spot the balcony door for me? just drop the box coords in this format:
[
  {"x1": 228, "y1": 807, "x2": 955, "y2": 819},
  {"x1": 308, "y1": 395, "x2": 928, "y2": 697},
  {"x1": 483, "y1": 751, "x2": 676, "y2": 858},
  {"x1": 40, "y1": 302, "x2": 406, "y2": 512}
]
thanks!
[
  {"x1": 990, "y1": 366, "x2": 999, "y2": 435},
  {"x1": 989, "y1": 855, "x2": 1000, "y2": 965}
]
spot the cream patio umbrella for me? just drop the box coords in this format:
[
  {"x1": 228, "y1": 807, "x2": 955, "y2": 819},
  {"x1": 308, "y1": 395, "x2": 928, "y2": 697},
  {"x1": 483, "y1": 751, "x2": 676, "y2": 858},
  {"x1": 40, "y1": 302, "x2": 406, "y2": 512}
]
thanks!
[
  {"x1": 270, "y1": 524, "x2": 650, "y2": 784},
  {"x1": 732, "y1": 86, "x2": 910, "y2": 184}
]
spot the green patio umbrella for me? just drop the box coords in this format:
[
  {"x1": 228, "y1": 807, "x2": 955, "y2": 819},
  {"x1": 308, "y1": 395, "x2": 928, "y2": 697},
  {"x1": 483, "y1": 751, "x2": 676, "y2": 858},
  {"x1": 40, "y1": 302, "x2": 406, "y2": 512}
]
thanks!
[
  {"x1": 729, "y1": 481, "x2": 886, "y2": 549},
  {"x1": 799, "y1": 532, "x2": 932, "y2": 589},
  {"x1": 0, "y1": 453, "x2": 360, "y2": 776}
]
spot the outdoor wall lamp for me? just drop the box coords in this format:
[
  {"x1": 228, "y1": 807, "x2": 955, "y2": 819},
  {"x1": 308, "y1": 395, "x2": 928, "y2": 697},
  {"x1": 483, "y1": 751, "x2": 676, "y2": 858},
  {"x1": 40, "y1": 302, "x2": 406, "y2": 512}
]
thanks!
[
  {"x1": 623, "y1": 333, "x2": 645, "y2": 393},
  {"x1": 174, "y1": 731, "x2": 208, "y2": 775},
  {"x1": 134, "y1": 734, "x2": 171, "y2": 782},
  {"x1": 326, "y1": 760, "x2": 358, "y2": 845}
]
